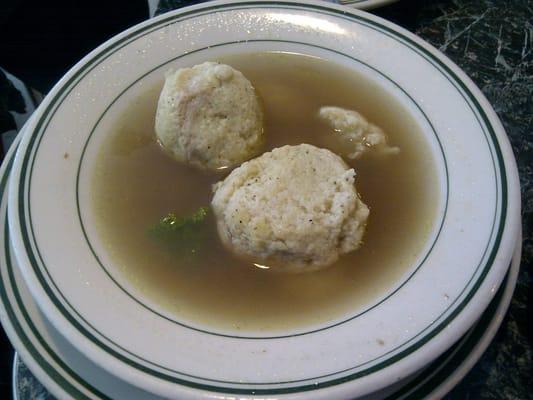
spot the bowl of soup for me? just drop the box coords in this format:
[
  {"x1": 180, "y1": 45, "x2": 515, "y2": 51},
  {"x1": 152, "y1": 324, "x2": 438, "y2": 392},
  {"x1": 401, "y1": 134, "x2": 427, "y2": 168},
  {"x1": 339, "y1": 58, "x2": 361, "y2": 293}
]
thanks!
[{"x1": 7, "y1": 0, "x2": 520, "y2": 398}]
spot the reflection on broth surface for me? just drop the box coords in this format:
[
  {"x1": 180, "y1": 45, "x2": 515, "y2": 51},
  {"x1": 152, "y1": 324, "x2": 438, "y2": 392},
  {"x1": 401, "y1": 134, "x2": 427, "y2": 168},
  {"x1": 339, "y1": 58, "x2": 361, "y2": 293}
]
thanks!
[{"x1": 92, "y1": 52, "x2": 438, "y2": 332}]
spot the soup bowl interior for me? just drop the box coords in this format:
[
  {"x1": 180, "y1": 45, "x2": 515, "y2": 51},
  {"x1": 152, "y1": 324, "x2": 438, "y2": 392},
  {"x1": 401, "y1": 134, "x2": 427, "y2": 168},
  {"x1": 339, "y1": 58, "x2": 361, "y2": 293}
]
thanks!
[{"x1": 7, "y1": 0, "x2": 520, "y2": 398}]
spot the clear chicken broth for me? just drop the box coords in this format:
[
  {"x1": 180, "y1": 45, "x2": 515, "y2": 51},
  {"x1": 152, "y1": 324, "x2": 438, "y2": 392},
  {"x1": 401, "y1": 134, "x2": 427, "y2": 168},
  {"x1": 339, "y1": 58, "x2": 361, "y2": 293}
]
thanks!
[{"x1": 92, "y1": 52, "x2": 438, "y2": 332}]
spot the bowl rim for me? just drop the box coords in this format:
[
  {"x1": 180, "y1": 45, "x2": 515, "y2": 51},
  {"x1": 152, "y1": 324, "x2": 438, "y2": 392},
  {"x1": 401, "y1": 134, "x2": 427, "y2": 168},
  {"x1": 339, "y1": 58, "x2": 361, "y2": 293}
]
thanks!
[{"x1": 6, "y1": 0, "x2": 522, "y2": 398}]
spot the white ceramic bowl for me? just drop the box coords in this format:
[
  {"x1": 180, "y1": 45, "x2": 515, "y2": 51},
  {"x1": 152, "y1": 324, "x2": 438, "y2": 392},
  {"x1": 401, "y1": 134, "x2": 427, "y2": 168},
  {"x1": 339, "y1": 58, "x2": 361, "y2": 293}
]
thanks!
[{"x1": 7, "y1": 1, "x2": 520, "y2": 399}]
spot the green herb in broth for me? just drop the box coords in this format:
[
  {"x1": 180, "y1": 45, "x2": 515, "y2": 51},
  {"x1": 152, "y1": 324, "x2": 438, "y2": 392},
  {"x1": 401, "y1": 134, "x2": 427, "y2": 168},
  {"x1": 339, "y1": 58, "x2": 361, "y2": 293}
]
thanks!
[{"x1": 149, "y1": 207, "x2": 210, "y2": 259}]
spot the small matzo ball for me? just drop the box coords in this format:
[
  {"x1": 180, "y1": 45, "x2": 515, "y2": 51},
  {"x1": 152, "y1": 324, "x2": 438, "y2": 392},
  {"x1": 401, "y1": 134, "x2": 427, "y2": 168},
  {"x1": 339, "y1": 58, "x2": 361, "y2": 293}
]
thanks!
[{"x1": 319, "y1": 106, "x2": 400, "y2": 159}]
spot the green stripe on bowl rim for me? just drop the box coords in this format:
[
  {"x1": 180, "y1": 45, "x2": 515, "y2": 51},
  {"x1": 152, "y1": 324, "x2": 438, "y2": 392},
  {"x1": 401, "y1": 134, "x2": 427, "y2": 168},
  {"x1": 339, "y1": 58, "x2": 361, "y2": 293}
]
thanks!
[
  {"x1": 11, "y1": 1, "x2": 511, "y2": 394},
  {"x1": 0, "y1": 140, "x2": 110, "y2": 400}
]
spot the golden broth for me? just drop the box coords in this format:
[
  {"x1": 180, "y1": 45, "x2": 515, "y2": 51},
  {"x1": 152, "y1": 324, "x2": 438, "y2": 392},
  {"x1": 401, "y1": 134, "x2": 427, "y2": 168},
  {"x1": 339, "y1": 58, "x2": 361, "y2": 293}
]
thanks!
[{"x1": 92, "y1": 52, "x2": 438, "y2": 332}]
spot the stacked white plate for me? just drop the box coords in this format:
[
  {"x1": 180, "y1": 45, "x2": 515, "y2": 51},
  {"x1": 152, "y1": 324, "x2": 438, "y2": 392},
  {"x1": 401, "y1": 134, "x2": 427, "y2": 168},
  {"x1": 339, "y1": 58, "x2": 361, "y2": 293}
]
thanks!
[{"x1": 0, "y1": 1, "x2": 521, "y2": 399}]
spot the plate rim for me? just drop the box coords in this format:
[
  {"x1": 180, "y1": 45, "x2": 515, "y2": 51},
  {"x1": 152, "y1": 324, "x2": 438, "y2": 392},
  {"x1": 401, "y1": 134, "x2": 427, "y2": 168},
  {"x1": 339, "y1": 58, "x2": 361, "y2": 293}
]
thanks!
[{"x1": 339, "y1": 0, "x2": 399, "y2": 10}]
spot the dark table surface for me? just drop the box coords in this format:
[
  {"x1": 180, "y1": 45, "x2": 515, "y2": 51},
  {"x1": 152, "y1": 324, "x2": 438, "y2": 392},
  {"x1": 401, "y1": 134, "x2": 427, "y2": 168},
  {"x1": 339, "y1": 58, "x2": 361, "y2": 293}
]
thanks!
[{"x1": 1, "y1": 0, "x2": 531, "y2": 399}]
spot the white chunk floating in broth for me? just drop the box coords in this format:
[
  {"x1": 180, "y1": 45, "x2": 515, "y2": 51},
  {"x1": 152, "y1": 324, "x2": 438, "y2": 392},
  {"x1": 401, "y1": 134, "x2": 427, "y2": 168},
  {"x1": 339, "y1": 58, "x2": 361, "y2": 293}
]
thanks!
[{"x1": 318, "y1": 106, "x2": 400, "y2": 159}]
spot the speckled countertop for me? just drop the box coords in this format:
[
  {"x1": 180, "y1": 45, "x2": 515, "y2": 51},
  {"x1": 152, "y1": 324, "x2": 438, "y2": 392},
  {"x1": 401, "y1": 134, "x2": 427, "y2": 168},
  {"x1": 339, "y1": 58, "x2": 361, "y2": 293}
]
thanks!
[{"x1": 5, "y1": 0, "x2": 533, "y2": 399}]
